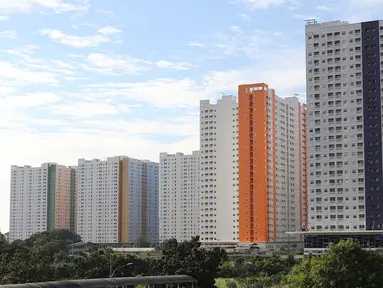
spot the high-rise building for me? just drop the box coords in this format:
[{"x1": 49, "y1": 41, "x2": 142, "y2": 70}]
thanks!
[
  {"x1": 77, "y1": 157, "x2": 159, "y2": 244},
  {"x1": 199, "y1": 96, "x2": 239, "y2": 243},
  {"x1": 159, "y1": 151, "x2": 200, "y2": 242},
  {"x1": 303, "y1": 19, "x2": 383, "y2": 254},
  {"x1": 238, "y1": 83, "x2": 307, "y2": 250},
  {"x1": 9, "y1": 163, "x2": 77, "y2": 242},
  {"x1": 306, "y1": 20, "x2": 383, "y2": 232}
]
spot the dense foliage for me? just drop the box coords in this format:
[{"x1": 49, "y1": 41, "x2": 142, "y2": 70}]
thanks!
[
  {"x1": 3, "y1": 232, "x2": 383, "y2": 288},
  {"x1": 0, "y1": 231, "x2": 226, "y2": 288},
  {"x1": 286, "y1": 239, "x2": 383, "y2": 288},
  {"x1": 219, "y1": 239, "x2": 383, "y2": 288}
]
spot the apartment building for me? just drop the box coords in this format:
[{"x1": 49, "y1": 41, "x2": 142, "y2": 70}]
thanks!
[
  {"x1": 303, "y1": 19, "x2": 383, "y2": 253},
  {"x1": 77, "y1": 157, "x2": 159, "y2": 244},
  {"x1": 159, "y1": 151, "x2": 200, "y2": 242},
  {"x1": 9, "y1": 163, "x2": 77, "y2": 242},
  {"x1": 199, "y1": 96, "x2": 239, "y2": 243},
  {"x1": 238, "y1": 83, "x2": 307, "y2": 250}
]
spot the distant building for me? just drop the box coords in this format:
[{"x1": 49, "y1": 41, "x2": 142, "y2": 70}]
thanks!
[
  {"x1": 238, "y1": 83, "x2": 307, "y2": 250},
  {"x1": 199, "y1": 96, "x2": 239, "y2": 243},
  {"x1": 9, "y1": 163, "x2": 77, "y2": 242},
  {"x1": 77, "y1": 157, "x2": 159, "y2": 244},
  {"x1": 159, "y1": 151, "x2": 200, "y2": 242}
]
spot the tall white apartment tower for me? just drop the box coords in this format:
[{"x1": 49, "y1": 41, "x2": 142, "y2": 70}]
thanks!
[
  {"x1": 306, "y1": 20, "x2": 383, "y2": 233},
  {"x1": 200, "y1": 96, "x2": 239, "y2": 243},
  {"x1": 159, "y1": 151, "x2": 200, "y2": 242},
  {"x1": 77, "y1": 157, "x2": 159, "y2": 244},
  {"x1": 9, "y1": 163, "x2": 77, "y2": 242}
]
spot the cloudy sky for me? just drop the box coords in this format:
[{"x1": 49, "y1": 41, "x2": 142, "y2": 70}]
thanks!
[{"x1": 0, "y1": 0, "x2": 382, "y2": 233}]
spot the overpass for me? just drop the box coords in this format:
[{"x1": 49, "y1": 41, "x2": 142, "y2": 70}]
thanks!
[{"x1": 0, "y1": 275, "x2": 197, "y2": 288}]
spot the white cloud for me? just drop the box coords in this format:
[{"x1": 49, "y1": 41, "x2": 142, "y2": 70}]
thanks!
[
  {"x1": 208, "y1": 28, "x2": 271, "y2": 58},
  {"x1": 83, "y1": 53, "x2": 150, "y2": 75},
  {"x1": 0, "y1": 15, "x2": 9, "y2": 20},
  {"x1": 1, "y1": 92, "x2": 61, "y2": 108},
  {"x1": 97, "y1": 9, "x2": 114, "y2": 15},
  {"x1": 5, "y1": 47, "x2": 78, "y2": 77},
  {"x1": 155, "y1": 60, "x2": 196, "y2": 70},
  {"x1": 84, "y1": 78, "x2": 207, "y2": 109},
  {"x1": 7, "y1": 44, "x2": 39, "y2": 55},
  {"x1": 236, "y1": 13, "x2": 251, "y2": 21},
  {"x1": 0, "y1": 0, "x2": 89, "y2": 14},
  {"x1": 81, "y1": 117, "x2": 198, "y2": 136},
  {"x1": 293, "y1": 14, "x2": 319, "y2": 20},
  {"x1": 186, "y1": 41, "x2": 206, "y2": 48},
  {"x1": 50, "y1": 101, "x2": 132, "y2": 118},
  {"x1": 98, "y1": 26, "x2": 123, "y2": 35},
  {"x1": 0, "y1": 61, "x2": 58, "y2": 84},
  {"x1": 235, "y1": 0, "x2": 293, "y2": 9},
  {"x1": 316, "y1": 5, "x2": 330, "y2": 11},
  {"x1": 50, "y1": 59, "x2": 76, "y2": 70},
  {"x1": 203, "y1": 48, "x2": 306, "y2": 98},
  {"x1": 39, "y1": 29, "x2": 110, "y2": 48},
  {"x1": 0, "y1": 30, "x2": 17, "y2": 38}
]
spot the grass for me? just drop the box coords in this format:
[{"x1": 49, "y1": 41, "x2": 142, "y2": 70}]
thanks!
[{"x1": 215, "y1": 278, "x2": 239, "y2": 288}]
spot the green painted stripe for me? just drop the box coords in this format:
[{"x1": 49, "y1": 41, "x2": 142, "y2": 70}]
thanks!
[
  {"x1": 70, "y1": 168, "x2": 76, "y2": 232},
  {"x1": 47, "y1": 164, "x2": 56, "y2": 231}
]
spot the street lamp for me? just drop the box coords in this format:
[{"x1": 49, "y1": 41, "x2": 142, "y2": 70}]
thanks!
[{"x1": 109, "y1": 262, "x2": 133, "y2": 278}]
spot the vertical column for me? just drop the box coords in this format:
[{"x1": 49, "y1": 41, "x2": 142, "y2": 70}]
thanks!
[
  {"x1": 119, "y1": 158, "x2": 129, "y2": 243},
  {"x1": 362, "y1": 21, "x2": 383, "y2": 230},
  {"x1": 238, "y1": 83, "x2": 270, "y2": 243},
  {"x1": 142, "y1": 163, "x2": 147, "y2": 240},
  {"x1": 271, "y1": 90, "x2": 277, "y2": 242},
  {"x1": 69, "y1": 167, "x2": 76, "y2": 233},
  {"x1": 238, "y1": 85, "x2": 252, "y2": 242},
  {"x1": 47, "y1": 164, "x2": 56, "y2": 232}
]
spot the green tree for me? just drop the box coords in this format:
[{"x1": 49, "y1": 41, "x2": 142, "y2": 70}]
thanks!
[
  {"x1": 287, "y1": 239, "x2": 383, "y2": 288},
  {"x1": 219, "y1": 261, "x2": 236, "y2": 278},
  {"x1": 154, "y1": 236, "x2": 227, "y2": 288},
  {"x1": 248, "y1": 256, "x2": 286, "y2": 276},
  {"x1": 236, "y1": 273, "x2": 284, "y2": 288}
]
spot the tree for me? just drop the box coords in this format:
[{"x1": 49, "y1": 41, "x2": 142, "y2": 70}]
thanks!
[
  {"x1": 286, "y1": 239, "x2": 383, "y2": 288},
  {"x1": 154, "y1": 236, "x2": 227, "y2": 288},
  {"x1": 219, "y1": 261, "x2": 236, "y2": 278},
  {"x1": 236, "y1": 273, "x2": 284, "y2": 288},
  {"x1": 137, "y1": 236, "x2": 150, "y2": 248},
  {"x1": 247, "y1": 256, "x2": 286, "y2": 276}
]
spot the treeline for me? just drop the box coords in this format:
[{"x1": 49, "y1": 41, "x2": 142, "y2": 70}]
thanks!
[
  {"x1": 2, "y1": 231, "x2": 383, "y2": 288},
  {"x1": 0, "y1": 231, "x2": 225, "y2": 287},
  {"x1": 219, "y1": 240, "x2": 383, "y2": 288}
]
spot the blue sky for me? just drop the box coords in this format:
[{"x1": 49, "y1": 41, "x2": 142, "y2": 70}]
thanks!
[{"x1": 0, "y1": 0, "x2": 382, "y2": 233}]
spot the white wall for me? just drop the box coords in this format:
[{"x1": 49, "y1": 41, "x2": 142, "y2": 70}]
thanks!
[
  {"x1": 200, "y1": 96, "x2": 239, "y2": 243},
  {"x1": 159, "y1": 151, "x2": 200, "y2": 242}
]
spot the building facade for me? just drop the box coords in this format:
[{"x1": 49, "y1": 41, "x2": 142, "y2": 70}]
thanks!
[
  {"x1": 9, "y1": 163, "x2": 77, "y2": 242},
  {"x1": 77, "y1": 157, "x2": 159, "y2": 244},
  {"x1": 306, "y1": 20, "x2": 383, "y2": 234},
  {"x1": 238, "y1": 83, "x2": 307, "y2": 250},
  {"x1": 199, "y1": 96, "x2": 239, "y2": 243},
  {"x1": 159, "y1": 151, "x2": 200, "y2": 242}
]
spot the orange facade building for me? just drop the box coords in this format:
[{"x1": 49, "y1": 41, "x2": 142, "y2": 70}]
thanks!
[{"x1": 238, "y1": 83, "x2": 307, "y2": 249}]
